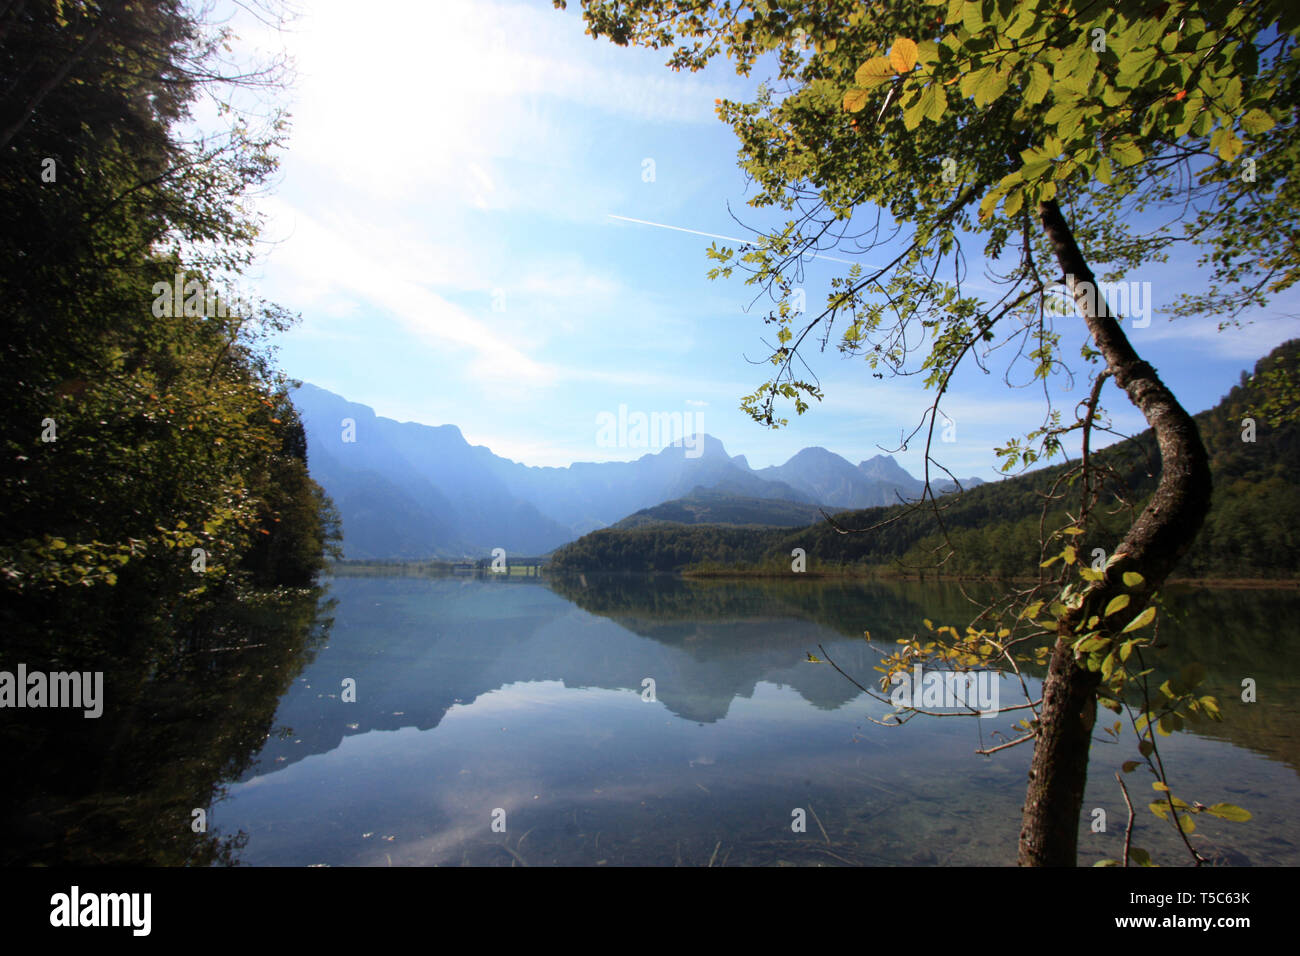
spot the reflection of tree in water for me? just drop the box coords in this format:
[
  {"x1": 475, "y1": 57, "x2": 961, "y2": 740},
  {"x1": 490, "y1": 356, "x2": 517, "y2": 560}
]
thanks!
[
  {"x1": 548, "y1": 573, "x2": 999, "y2": 644},
  {"x1": 550, "y1": 575, "x2": 1300, "y2": 772},
  {"x1": 1121, "y1": 586, "x2": 1300, "y2": 775},
  {"x1": 0, "y1": 585, "x2": 334, "y2": 865}
]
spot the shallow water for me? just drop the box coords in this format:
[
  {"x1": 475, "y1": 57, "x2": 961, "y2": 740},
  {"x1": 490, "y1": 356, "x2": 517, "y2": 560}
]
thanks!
[{"x1": 204, "y1": 574, "x2": 1300, "y2": 867}]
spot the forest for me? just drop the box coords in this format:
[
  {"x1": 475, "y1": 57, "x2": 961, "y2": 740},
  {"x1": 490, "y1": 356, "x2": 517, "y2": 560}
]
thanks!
[
  {"x1": 0, "y1": 0, "x2": 339, "y2": 863},
  {"x1": 0, "y1": 2, "x2": 339, "y2": 627}
]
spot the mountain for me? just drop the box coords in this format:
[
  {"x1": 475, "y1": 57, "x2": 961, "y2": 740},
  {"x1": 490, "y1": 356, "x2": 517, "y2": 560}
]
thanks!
[
  {"x1": 610, "y1": 487, "x2": 842, "y2": 530},
  {"x1": 292, "y1": 383, "x2": 985, "y2": 559},
  {"x1": 757, "y1": 448, "x2": 982, "y2": 509},
  {"x1": 291, "y1": 384, "x2": 572, "y2": 558},
  {"x1": 550, "y1": 341, "x2": 1300, "y2": 579},
  {"x1": 294, "y1": 384, "x2": 814, "y2": 558}
]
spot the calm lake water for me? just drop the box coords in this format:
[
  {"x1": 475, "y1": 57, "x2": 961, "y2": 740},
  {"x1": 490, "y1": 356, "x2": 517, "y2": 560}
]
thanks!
[{"x1": 196, "y1": 573, "x2": 1299, "y2": 867}]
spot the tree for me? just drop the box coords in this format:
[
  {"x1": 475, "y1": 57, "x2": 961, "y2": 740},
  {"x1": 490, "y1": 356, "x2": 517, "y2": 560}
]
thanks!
[
  {"x1": 1, "y1": 2, "x2": 335, "y2": 613},
  {"x1": 559, "y1": 0, "x2": 1297, "y2": 864}
]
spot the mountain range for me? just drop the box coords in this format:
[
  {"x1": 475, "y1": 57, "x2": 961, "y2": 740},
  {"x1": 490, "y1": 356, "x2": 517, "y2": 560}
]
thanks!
[
  {"x1": 548, "y1": 341, "x2": 1300, "y2": 579},
  {"x1": 291, "y1": 382, "x2": 983, "y2": 559}
]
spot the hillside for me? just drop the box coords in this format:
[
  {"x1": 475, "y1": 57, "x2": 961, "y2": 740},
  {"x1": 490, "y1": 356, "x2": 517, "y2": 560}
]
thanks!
[
  {"x1": 610, "y1": 487, "x2": 844, "y2": 530},
  {"x1": 550, "y1": 342, "x2": 1300, "y2": 579}
]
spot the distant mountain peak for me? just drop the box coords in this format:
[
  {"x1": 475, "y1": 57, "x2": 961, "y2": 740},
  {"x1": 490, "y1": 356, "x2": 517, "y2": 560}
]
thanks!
[{"x1": 857, "y1": 453, "x2": 916, "y2": 484}]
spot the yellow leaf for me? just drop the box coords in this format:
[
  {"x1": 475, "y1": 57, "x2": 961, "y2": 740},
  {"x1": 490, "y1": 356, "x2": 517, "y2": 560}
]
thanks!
[
  {"x1": 1122, "y1": 605, "x2": 1157, "y2": 633},
  {"x1": 889, "y1": 38, "x2": 919, "y2": 72},
  {"x1": 843, "y1": 88, "x2": 870, "y2": 113},
  {"x1": 855, "y1": 56, "x2": 896, "y2": 88}
]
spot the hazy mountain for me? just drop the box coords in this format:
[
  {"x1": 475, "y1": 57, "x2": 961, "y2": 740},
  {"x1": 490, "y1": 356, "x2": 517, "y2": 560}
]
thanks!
[
  {"x1": 610, "y1": 487, "x2": 842, "y2": 530},
  {"x1": 292, "y1": 384, "x2": 572, "y2": 558},
  {"x1": 857, "y1": 453, "x2": 983, "y2": 502},
  {"x1": 757, "y1": 448, "x2": 983, "y2": 509},
  {"x1": 292, "y1": 383, "x2": 980, "y2": 559}
]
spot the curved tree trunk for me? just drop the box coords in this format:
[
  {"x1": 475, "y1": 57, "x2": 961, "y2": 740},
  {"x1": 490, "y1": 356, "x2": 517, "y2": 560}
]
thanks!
[{"x1": 1017, "y1": 199, "x2": 1214, "y2": 866}]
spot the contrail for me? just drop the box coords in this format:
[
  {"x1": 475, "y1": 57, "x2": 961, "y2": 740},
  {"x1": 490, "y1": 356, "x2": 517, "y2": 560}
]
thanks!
[{"x1": 607, "y1": 214, "x2": 860, "y2": 266}]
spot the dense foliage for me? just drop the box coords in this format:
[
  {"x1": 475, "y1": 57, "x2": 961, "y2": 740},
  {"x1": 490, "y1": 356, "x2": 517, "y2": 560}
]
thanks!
[
  {"x1": 0, "y1": 1, "x2": 338, "y2": 627},
  {"x1": 0, "y1": 0, "x2": 339, "y2": 864}
]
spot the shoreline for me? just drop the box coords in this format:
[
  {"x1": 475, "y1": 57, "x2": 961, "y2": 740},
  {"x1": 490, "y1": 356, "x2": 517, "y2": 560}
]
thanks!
[
  {"x1": 327, "y1": 562, "x2": 1298, "y2": 591},
  {"x1": 679, "y1": 568, "x2": 1300, "y2": 590}
]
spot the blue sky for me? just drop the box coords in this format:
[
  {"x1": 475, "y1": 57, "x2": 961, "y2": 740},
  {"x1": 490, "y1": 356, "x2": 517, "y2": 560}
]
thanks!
[{"x1": 227, "y1": 0, "x2": 1300, "y2": 479}]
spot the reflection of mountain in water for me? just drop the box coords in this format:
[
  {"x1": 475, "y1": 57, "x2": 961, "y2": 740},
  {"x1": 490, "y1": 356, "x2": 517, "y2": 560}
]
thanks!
[
  {"x1": 249, "y1": 575, "x2": 1300, "y2": 786},
  {"x1": 245, "y1": 575, "x2": 984, "y2": 775}
]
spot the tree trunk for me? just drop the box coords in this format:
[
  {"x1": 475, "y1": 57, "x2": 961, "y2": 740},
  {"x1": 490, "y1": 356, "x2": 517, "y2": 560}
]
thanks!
[{"x1": 1017, "y1": 199, "x2": 1214, "y2": 866}]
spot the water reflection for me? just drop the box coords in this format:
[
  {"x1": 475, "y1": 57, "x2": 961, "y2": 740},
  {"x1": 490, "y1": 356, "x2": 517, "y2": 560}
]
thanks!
[
  {"x1": 0, "y1": 586, "x2": 333, "y2": 865},
  {"x1": 215, "y1": 574, "x2": 1299, "y2": 866},
  {"x1": 5, "y1": 573, "x2": 1297, "y2": 866}
]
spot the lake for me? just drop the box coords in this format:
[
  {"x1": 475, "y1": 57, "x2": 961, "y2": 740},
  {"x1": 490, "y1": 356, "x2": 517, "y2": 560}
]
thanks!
[{"x1": 195, "y1": 573, "x2": 1299, "y2": 867}]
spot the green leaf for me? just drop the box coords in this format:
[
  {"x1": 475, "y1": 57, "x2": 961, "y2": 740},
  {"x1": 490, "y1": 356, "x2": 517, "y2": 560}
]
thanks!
[
  {"x1": 1105, "y1": 594, "x2": 1130, "y2": 616},
  {"x1": 961, "y1": 64, "x2": 992, "y2": 100},
  {"x1": 919, "y1": 82, "x2": 947, "y2": 122},
  {"x1": 1217, "y1": 130, "x2": 1244, "y2": 162},
  {"x1": 973, "y1": 67, "x2": 1009, "y2": 108},
  {"x1": 1240, "y1": 108, "x2": 1275, "y2": 136},
  {"x1": 1024, "y1": 63, "x2": 1051, "y2": 105},
  {"x1": 1100, "y1": 650, "x2": 1117, "y2": 681},
  {"x1": 1122, "y1": 571, "x2": 1144, "y2": 587},
  {"x1": 1122, "y1": 606, "x2": 1157, "y2": 633},
  {"x1": 1205, "y1": 803, "x2": 1252, "y2": 822},
  {"x1": 1121, "y1": 760, "x2": 1141, "y2": 773},
  {"x1": 1111, "y1": 140, "x2": 1144, "y2": 167}
]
